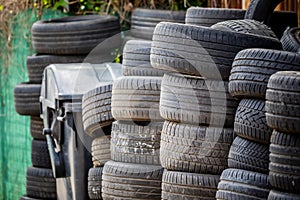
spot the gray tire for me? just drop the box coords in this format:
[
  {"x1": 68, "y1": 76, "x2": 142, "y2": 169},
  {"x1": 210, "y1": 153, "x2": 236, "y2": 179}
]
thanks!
[{"x1": 91, "y1": 136, "x2": 111, "y2": 167}]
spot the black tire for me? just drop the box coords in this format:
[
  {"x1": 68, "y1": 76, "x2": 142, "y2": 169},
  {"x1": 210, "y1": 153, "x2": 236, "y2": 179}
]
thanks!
[
  {"x1": 30, "y1": 116, "x2": 45, "y2": 140},
  {"x1": 102, "y1": 160, "x2": 163, "y2": 199},
  {"x1": 91, "y1": 136, "x2": 111, "y2": 167},
  {"x1": 31, "y1": 140, "x2": 51, "y2": 168},
  {"x1": 160, "y1": 73, "x2": 238, "y2": 127},
  {"x1": 82, "y1": 84, "x2": 113, "y2": 135},
  {"x1": 269, "y1": 11, "x2": 298, "y2": 39},
  {"x1": 228, "y1": 136, "x2": 269, "y2": 174},
  {"x1": 111, "y1": 76, "x2": 162, "y2": 122},
  {"x1": 211, "y1": 19, "x2": 277, "y2": 38},
  {"x1": 27, "y1": 54, "x2": 86, "y2": 83},
  {"x1": 281, "y1": 27, "x2": 300, "y2": 53},
  {"x1": 19, "y1": 196, "x2": 43, "y2": 200},
  {"x1": 269, "y1": 130, "x2": 300, "y2": 193},
  {"x1": 14, "y1": 83, "x2": 41, "y2": 116},
  {"x1": 266, "y1": 71, "x2": 300, "y2": 133},
  {"x1": 150, "y1": 22, "x2": 281, "y2": 80},
  {"x1": 31, "y1": 15, "x2": 120, "y2": 54},
  {"x1": 111, "y1": 121, "x2": 163, "y2": 165},
  {"x1": 160, "y1": 121, "x2": 234, "y2": 175},
  {"x1": 268, "y1": 190, "x2": 300, "y2": 200},
  {"x1": 88, "y1": 167, "x2": 103, "y2": 200},
  {"x1": 185, "y1": 7, "x2": 245, "y2": 26},
  {"x1": 244, "y1": 0, "x2": 284, "y2": 23},
  {"x1": 229, "y1": 49, "x2": 300, "y2": 99},
  {"x1": 122, "y1": 40, "x2": 167, "y2": 76},
  {"x1": 130, "y1": 8, "x2": 185, "y2": 40},
  {"x1": 234, "y1": 99, "x2": 272, "y2": 144},
  {"x1": 162, "y1": 170, "x2": 220, "y2": 200},
  {"x1": 26, "y1": 167, "x2": 56, "y2": 199},
  {"x1": 216, "y1": 168, "x2": 270, "y2": 200}
]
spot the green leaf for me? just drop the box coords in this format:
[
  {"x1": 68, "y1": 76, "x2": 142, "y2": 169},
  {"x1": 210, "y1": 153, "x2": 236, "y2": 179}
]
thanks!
[{"x1": 52, "y1": 0, "x2": 68, "y2": 10}]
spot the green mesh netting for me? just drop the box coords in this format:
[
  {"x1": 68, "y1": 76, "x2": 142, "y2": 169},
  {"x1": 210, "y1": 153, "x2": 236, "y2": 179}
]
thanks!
[{"x1": 0, "y1": 9, "x2": 66, "y2": 200}]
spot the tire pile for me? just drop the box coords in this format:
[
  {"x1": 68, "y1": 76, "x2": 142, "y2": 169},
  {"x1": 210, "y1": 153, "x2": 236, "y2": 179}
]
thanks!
[{"x1": 16, "y1": 15, "x2": 120, "y2": 200}]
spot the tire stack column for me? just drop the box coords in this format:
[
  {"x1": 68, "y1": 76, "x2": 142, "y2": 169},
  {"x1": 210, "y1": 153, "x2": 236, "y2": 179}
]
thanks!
[
  {"x1": 266, "y1": 71, "x2": 300, "y2": 199},
  {"x1": 101, "y1": 39, "x2": 166, "y2": 199}
]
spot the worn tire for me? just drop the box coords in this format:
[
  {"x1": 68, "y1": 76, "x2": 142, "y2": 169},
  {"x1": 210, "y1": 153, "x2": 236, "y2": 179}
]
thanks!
[
  {"x1": 30, "y1": 116, "x2": 45, "y2": 140},
  {"x1": 111, "y1": 76, "x2": 162, "y2": 122},
  {"x1": 228, "y1": 136, "x2": 269, "y2": 174},
  {"x1": 32, "y1": 15, "x2": 120, "y2": 54},
  {"x1": 131, "y1": 9, "x2": 185, "y2": 40},
  {"x1": 26, "y1": 167, "x2": 56, "y2": 199},
  {"x1": 82, "y1": 84, "x2": 113, "y2": 135},
  {"x1": 268, "y1": 190, "x2": 300, "y2": 200},
  {"x1": 269, "y1": 130, "x2": 300, "y2": 193},
  {"x1": 281, "y1": 27, "x2": 300, "y2": 53},
  {"x1": 216, "y1": 168, "x2": 270, "y2": 200},
  {"x1": 160, "y1": 121, "x2": 234, "y2": 174},
  {"x1": 269, "y1": 11, "x2": 298, "y2": 39},
  {"x1": 31, "y1": 140, "x2": 51, "y2": 168},
  {"x1": 88, "y1": 167, "x2": 103, "y2": 200},
  {"x1": 122, "y1": 40, "x2": 167, "y2": 76},
  {"x1": 185, "y1": 7, "x2": 245, "y2": 26},
  {"x1": 91, "y1": 136, "x2": 111, "y2": 167},
  {"x1": 244, "y1": 0, "x2": 284, "y2": 23},
  {"x1": 111, "y1": 121, "x2": 163, "y2": 165},
  {"x1": 234, "y1": 99, "x2": 272, "y2": 144},
  {"x1": 150, "y1": 22, "x2": 281, "y2": 80},
  {"x1": 102, "y1": 160, "x2": 163, "y2": 199},
  {"x1": 162, "y1": 170, "x2": 220, "y2": 200},
  {"x1": 27, "y1": 54, "x2": 86, "y2": 83},
  {"x1": 14, "y1": 83, "x2": 41, "y2": 116},
  {"x1": 229, "y1": 49, "x2": 300, "y2": 99},
  {"x1": 266, "y1": 71, "x2": 300, "y2": 133},
  {"x1": 160, "y1": 73, "x2": 238, "y2": 127},
  {"x1": 211, "y1": 19, "x2": 277, "y2": 38}
]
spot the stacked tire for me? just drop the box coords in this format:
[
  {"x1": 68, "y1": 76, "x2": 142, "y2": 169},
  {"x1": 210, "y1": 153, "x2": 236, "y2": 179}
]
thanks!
[
  {"x1": 130, "y1": 8, "x2": 185, "y2": 40},
  {"x1": 100, "y1": 39, "x2": 165, "y2": 199},
  {"x1": 266, "y1": 71, "x2": 300, "y2": 199},
  {"x1": 17, "y1": 14, "x2": 120, "y2": 200},
  {"x1": 82, "y1": 84, "x2": 114, "y2": 200}
]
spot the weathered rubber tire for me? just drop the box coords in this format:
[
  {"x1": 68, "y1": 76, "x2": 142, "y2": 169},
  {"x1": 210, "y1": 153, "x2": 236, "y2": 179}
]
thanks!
[
  {"x1": 30, "y1": 116, "x2": 45, "y2": 140},
  {"x1": 266, "y1": 71, "x2": 300, "y2": 133},
  {"x1": 229, "y1": 49, "x2": 300, "y2": 99},
  {"x1": 31, "y1": 140, "x2": 51, "y2": 169},
  {"x1": 211, "y1": 19, "x2": 277, "y2": 38},
  {"x1": 26, "y1": 167, "x2": 56, "y2": 199},
  {"x1": 281, "y1": 27, "x2": 300, "y2": 53},
  {"x1": 228, "y1": 136, "x2": 269, "y2": 174},
  {"x1": 27, "y1": 54, "x2": 86, "y2": 83},
  {"x1": 268, "y1": 190, "x2": 300, "y2": 200},
  {"x1": 160, "y1": 73, "x2": 238, "y2": 127},
  {"x1": 14, "y1": 83, "x2": 41, "y2": 116},
  {"x1": 216, "y1": 168, "x2": 270, "y2": 200},
  {"x1": 130, "y1": 8, "x2": 185, "y2": 40},
  {"x1": 162, "y1": 170, "x2": 220, "y2": 200},
  {"x1": 102, "y1": 160, "x2": 163, "y2": 199},
  {"x1": 244, "y1": 0, "x2": 284, "y2": 23},
  {"x1": 111, "y1": 121, "x2": 163, "y2": 165},
  {"x1": 269, "y1": 130, "x2": 300, "y2": 193},
  {"x1": 111, "y1": 76, "x2": 162, "y2": 122},
  {"x1": 160, "y1": 121, "x2": 234, "y2": 175},
  {"x1": 82, "y1": 84, "x2": 113, "y2": 135},
  {"x1": 122, "y1": 40, "x2": 167, "y2": 76},
  {"x1": 91, "y1": 136, "x2": 111, "y2": 167},
  {"x1": 234, "y1": 99, "x2": 272, "y2": 144},
  {"x1": 185, "y1": 7, "x2": 245, "y2": 26},
  {"x1": 88, "y1": 167, "x2": 103, "y2": 200},
  {"x1": 150, "y1": 22, "x2": 281, "y2": 80},
  {"x1": 31, "y1": 15, "x2": 120, "y2": 54}
]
